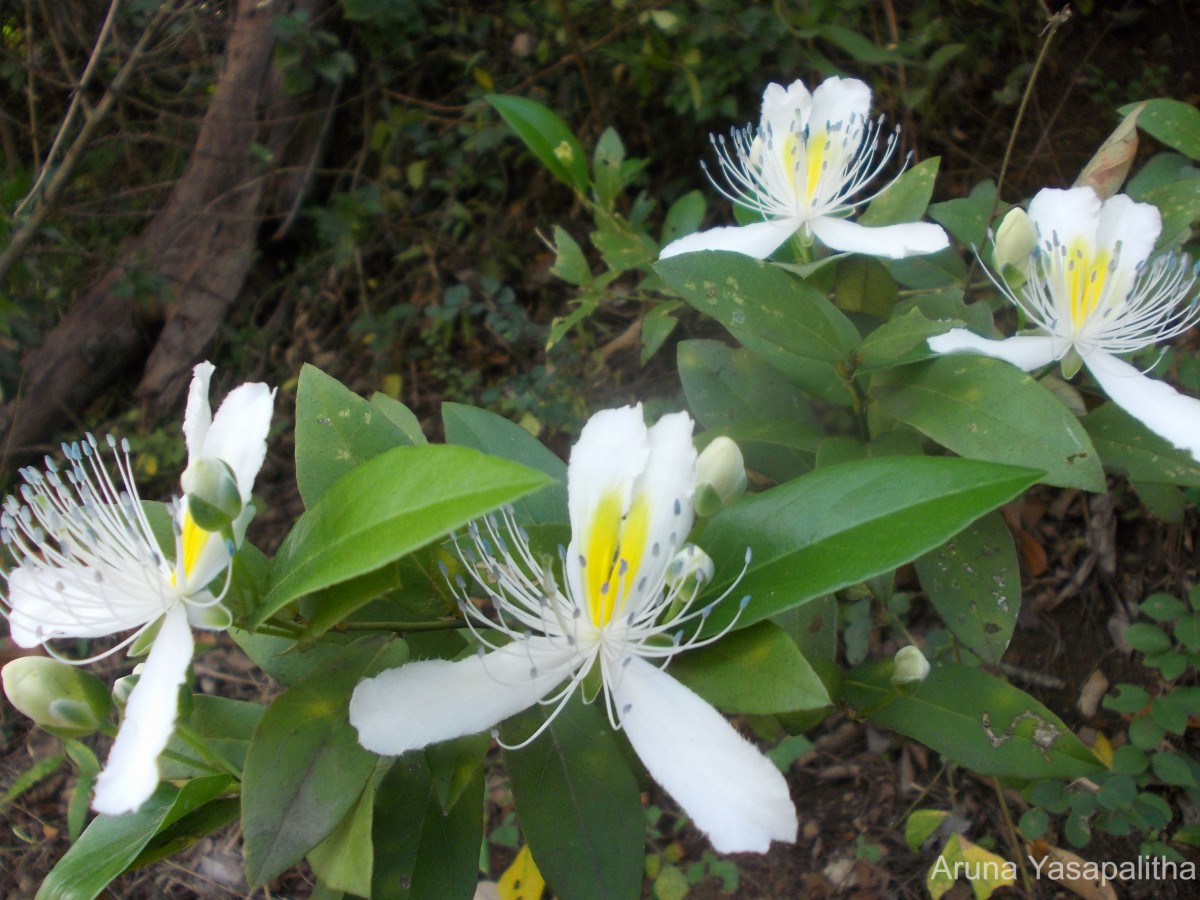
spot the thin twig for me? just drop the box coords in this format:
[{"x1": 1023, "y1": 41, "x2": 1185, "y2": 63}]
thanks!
[
  {"x1": 16, "y1": 0, "x2": 122, "y2": 218},
  {"x1": 0, "y1": 1, "x2": 176, "y2": 286}
]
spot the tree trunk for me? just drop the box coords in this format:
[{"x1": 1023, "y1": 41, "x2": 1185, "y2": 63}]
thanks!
[{"x1": 0, "y1": 0, "x2": 329, "y2": 462}]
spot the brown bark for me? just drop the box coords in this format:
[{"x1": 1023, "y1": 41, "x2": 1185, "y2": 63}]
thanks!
[{"x1": 0, "y1": 0, "x2": 330, "y2": 463}]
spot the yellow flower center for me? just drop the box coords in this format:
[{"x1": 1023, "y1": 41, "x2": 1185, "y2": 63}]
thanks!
[
  {"x1": 584, "y1": 490, "x2": 650, "y2": 627},
  {"x1": 782, "y1": 128, "x2": 827, "y2": 207},
  {"x1": 171, "y1": 508, "x2": 214, "y2": 588},
  {"x1": 1065, "y1": 240, "x2": 1111, "y2": 330}
]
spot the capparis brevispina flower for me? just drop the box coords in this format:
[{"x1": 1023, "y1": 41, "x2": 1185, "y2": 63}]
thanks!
[
  {"x1": 1, "y1": 362, "x2": 274, "y2": 814},
  {"x1": 350, "y1": 405, "x2": 796, "y2": 854}
]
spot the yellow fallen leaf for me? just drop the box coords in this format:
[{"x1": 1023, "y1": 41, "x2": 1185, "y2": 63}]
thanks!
[
  {"x1": 498, "y1": 844, "x2": 546, "y2": 900},
  {"x1": 927, "y1": 833, "x2": 1017, "y2": 900},
  {"x1": 1090, "y1": 732, "x2": 1114, "y2": 768}
]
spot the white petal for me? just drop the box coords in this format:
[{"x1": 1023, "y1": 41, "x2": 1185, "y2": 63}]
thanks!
[
  {"x1": 5, "y1": 565, "x2": 163, "y2": 647},
  {"x1": 809, "y1": 76, "x2": 872, "y2": 129},
  {"x1": 194, "y1": 382, "x2": 276, "y2": 502},
  {"x1": 565, "y1": 406, "x2": 650, "y2": 603},
  {"x1": 759, "y1": 79, "x2": 812, "y2": 134},
  {"x1": 182, "y1": 362, "x2": 216, "y2": 461},
  {"x1": 1085, "y1": 351, "x2": 1200, "y2": 461},
  {"x1": 659, "y1": 219, "x2": 801, "y2": 261},
  {"x1": 927, "y1": 330, "x2": 1058, "y2": 372},
  {"x1": 636, "y1": 411, "x2": 698, "y2": 578},
  {"x1": 92, "y1": 604, "x2": 192, "y2": 815},
  {"x1": 610, "y1": 657, "x2": 796, "y2": 853},
  {"x1": 349, "y1": 636, "x2": 577, "y2": 756},
  {"x1": 1028, "y1": 186, "x2": 1101, "y2": 249},
  {"x1": 1096, "y1": 193, "x2": 1160, "y2": 268},
  {"x1": 810, "y1": 216, "x2": 949, "y2": 259}
]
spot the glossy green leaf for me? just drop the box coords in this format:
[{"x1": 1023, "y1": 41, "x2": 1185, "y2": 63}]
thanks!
[
  {"x1": 127, "y1": 798, "x2": 240, "y2": 869},
  {"x1": 242, "y1": 636, "x2": 408, "y2": 886},
  {"x1": 37, "y1": 776, "x2": 233, "y2": 900},
  {"x1": 370, "y1": 392, "x2": 427, "y2": 444},
  {"x1": 1141, "y1": 178, "x2": 1200, "y2": 249},
  {"x1": 678, "y1": 339, "x2": 820, "y2": 432},
  {"x1": 488, "y1": 94, "x2": 588, "y2": 191},
  {"x1": 160, "y1": 696, "x2": 264, "y2": 780},
  {"x1": 844, "y1": 661, "x2": 1103, "y2": 779},
  {"x1": 698, "y1": 456, "x2": 1040, "y2": 634},
  {"x1": 505, "y1": 695, "x2": 643, "y2": 900},
  {"x1": 835, "y1": 255, "x2": 898, "y2": 317},
  {"x1": 856, "y1": 307, "x2": 962, "y2": 374},
  {"x1": 656, "y1": 251, "x2": 860, "y2": 405},
  {"x1": 230, "y1": 628, "x2": 355, "y2": 686},
  {"x1": 860, "y1": 157, "x2": 939, "y2": 226},
  {"x1": 716, "y1": 420, "x2": 822, "y2": 482},
  {"x1": 1083, "y1": 402, "x2": 1200, "y2": 487},
  {"x1": 294, "y1": 364, "x2": 414, "y2": 507},
  {"x1": 886, "y1": 247, "x2": 966, "y2": 290},
  {"x1": 669, "y1": 621, "x2": 830, "y2": 714},
  {"x1": 442, "y1": 401, "x2": 566, "y2": 524},
  {"x1": 929, "y1": 194, "x2": 994, "y2": 248},
  {"x1": 661, "y1": 190, "x2": 706, "y2": 245},
  {"x1": 1121, "y1": 98, "x2": 1200, "y2": 161},
  {"x1": 308, "y1": 777, "x2": 377, "y2": 897},
  {"x1": 915, "y1": 512, "x2": 1020, "y2": 664},
  {"x1": 872, "y1": 355, "x2": 1104, "y2": 490},
  {"x1": 371, "y1": 753, "x2": 484, "y2": 900},
  {"x1": 256, "y1": 445, "x2": 551, "y2": 626},
  {"x1": 426, "y1": 732, "x2": 490, "y2": 814},
  {"x1": 294, "y1": 563, "x2": 403, "y2": 649}
]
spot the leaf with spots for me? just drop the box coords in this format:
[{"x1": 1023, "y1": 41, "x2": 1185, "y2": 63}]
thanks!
[
  {"x1": 1121, "y1": 98, "x2": 1200, "y2": 162},
  {"x1": 872, "y1": 355, "x2": 1105, "y2": 491},
  {"x1": 915, "y1": 511, "x2": 1020, "y2": 664},
  {"x1": 295, "y1": 364, "x2": 414, "y2": 507},
  {"x1": 1082, "y1": 401, "x2": 1200, "y2": 487}
]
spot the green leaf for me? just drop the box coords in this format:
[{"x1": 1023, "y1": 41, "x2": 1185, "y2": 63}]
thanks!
[
  {"x1": 127, "y1": 798, "x2": 240, "y2": 869},
  {"x1": 699, "y1": 456, "x2": 1039, "y2": 633},
  {"x1": 656, "y1": 251, "x2": 860, "y2": 405},
  {"x1": 293, "y1": 563, "x2": 404, "y2": 648},
  {"x1": 1125, "y1": 623, "x2": 1171, "y2": 654},
  {"x1": 505, "y1": 695, "x2": 643, "y2": 900},
  {"x1": 661, "y1": 190, "x2": 706, "y2": 245},
  {"x1": 1141, "y1": 178, "x2": 1200, "y2": 250},
  {"x1": 487, "y1": 94, "x2": 588, "y2": 191},
  {"x1": 371, "y1": 754, "x2": 484, "y2": 900},
  {"x1": 442, "y1": 402, "x2": 566, "y2": 525},
  {"x1": 640, "y1": 302, "x2": 679, "y2": 365},
  {"x1": 1141, "y1": 592, "x2": 1188, "y2": 622},
  {"x1": 370, "y1": 392, "x2": 427, "y2": 444},
  {"x1": 668, "y1": 621, "x2": 831, "y2": 714},
  {"x1": 915, "y1": 512, "x2": 1020, "y2": 664},
  {"x1": 905, "y1": 809, "x2": 950, "y2": 851},
  {"x1": 256, "y1": 445, "x2": 551, "y2": 626},
  {"x1": 160, "y1": 696, "x2": 264, "y2": 779},
  {"x1": 856, "y1": 307, "x2": 962, "y2": 374},
  {"x1": 242, "y1": 636, "x2": 408, "y2": 886},
  {"x1": 0, "y1": 753, "x2": 65, "y2": 811},
  {"x1": 844, "y1": 661, "x2": 1102, "y2": 779},
  {"x1": 426, "y1": 732, "x2": 490, "y2": 814},
  {"x1": 872, "y1": 355, "x2": 1104, "y2": 491},
  {"x1": 678, "y1": 339, "x2": 821, "y2": 432},
  {"x1": 295, "y1": 364, "x2": 414, "y2": 507},
  {"x1": 835, "y1": 256, "x2": 898, "y2": 317},
  {"x1": 716, "y1": 420, "x2": 822, "y2": 482},
  {"x1": 1121, "y1": 98, "x2": 1200, "y2": 161},
  {"x1": 1019, "y1": 807, "x2": 1049, "y2": 840},
  {"x1": 308, "y1": 777, "x2": 377, "y2": 897},
  {"x1": 1103, "y1": 683, "x2": 1151, "y2": 715},
  {"x1": 860, "y1": 157, "x2": 939, "y2": 226},
  {"x1": 37, "y1": 776, "x2": 233, "y2": 900},
  {"x1": 549, "y1": 225, "x2": 591, "y2": 286},
  {"x1": 929, "y1": 194, "x2": 994, "y2": 248},
  {"x1": 1082, "y1": 402, "x2": 1200, "y2": 487},
  {"x1": 230, "y1": 628, "x2": 355, "y2": 686},
  {"x1": 592, "y1": 127, "x2": 627, "y2": 210},
  {"x1": 1151, "y1": 750, "x2": 1197, "y2": 787}
]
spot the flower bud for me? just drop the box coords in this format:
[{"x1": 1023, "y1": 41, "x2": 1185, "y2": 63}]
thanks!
[
  {"x1": 2, "y1": 657, "x2": 112, "y2": 738},
  {"x1": 694, "y1": 437, "x2": 747, "y2": 517},
  {"x1": 665, "y1": 544, "x2": 715, "y2": 595},
  {"x1": 112, "y1": 664, "x2": 144, "y2": 709},
  {"x1": 181, "y1": 458, "x2": 242, "y2": 533},
  {"x1": 992, "y1": 207, "x2": 1037, "y2": 289},
  {"x1": 891, "y1": 645, "x2": 931, "y2": 689}
]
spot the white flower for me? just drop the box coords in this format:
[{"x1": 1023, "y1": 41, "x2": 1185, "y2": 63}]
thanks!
[
  {"x1": 929, "y1": 186, "x2": 1200, "y2": 460},
  {"x1": 350, "y1": 405, "x2": 796, "y2": 854},
  {"x1": 1, "y1": 362, "x2": 274, "y2": 814},
  {"x1": 660, "y1": 76, "x2": 949, "y2": 261}
]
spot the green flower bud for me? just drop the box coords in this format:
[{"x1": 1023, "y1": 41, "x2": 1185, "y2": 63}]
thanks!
[
  {"x1": 891, "y1": 645, "x2": 931, "y2": 689},
  {"x1": 112, "y1": 665, "x2": 142, "y2": 710},
  {"x1": 2, "y1": 657, "x2": 112, "y2": 738},
  {"x1": 992, "y1": 207, "x2": 1037, "y2": 289},
  {"x1": 181, "y1": 458, "x2": 242, "y2": 533},
  {"x1": 694, "y1": 437, "x2": 747, "y2": 517}
]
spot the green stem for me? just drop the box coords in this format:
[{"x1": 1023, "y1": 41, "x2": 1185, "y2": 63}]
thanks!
[
  {"x1": 160, "y1": 748, "x2": 222, "y2": 777},
  {"x1": 175, "y1": 721, "x2": 242, "y2": 780}
]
